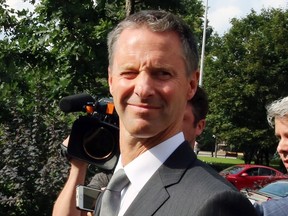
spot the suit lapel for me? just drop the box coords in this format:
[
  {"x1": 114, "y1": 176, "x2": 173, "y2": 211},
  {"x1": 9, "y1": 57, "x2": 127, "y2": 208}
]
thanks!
[
  {"x1": 124, "y1": 141, "x2": 196, "y2": 216},
  {"x1": 123, "y1": 171, "x2": 169, "y2": 216}
]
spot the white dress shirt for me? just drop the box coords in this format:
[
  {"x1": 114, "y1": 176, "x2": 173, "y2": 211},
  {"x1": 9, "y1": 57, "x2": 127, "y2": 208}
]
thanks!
[{"x1": 115, "y1": 132, "x2": 185, "y2": 216}]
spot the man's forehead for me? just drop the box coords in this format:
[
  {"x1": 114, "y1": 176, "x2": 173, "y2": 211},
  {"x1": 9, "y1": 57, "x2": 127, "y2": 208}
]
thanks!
[
  {"x1": 275, "y1": 117, "x2": 288, "y2": 135},
  {"x1": 275, "y1": 116, "x2": 288, "y2": 124}
]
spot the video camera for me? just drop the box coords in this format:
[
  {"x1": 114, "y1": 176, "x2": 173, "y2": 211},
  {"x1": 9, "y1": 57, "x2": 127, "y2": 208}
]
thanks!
[{"x1": 59, "y1": 93, "x2": 119, "y2": 171}]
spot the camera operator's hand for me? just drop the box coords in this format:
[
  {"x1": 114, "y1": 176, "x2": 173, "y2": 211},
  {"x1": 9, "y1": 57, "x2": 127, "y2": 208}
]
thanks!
[
  {"x1": 62, "y1": 136, "x2": 89, "y2": 168},
  {"x1": 62, "y1": 136, "x2": 69, "y2": 147}
]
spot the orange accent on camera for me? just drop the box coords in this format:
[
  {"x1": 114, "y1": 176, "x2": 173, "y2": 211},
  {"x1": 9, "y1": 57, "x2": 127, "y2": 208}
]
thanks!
[
  {"x1": 106, "y1": 102, "x2": 114, "y2": 114},
  {"x1": 85, "y1": 105, "x2": 94, "y2": 114}
]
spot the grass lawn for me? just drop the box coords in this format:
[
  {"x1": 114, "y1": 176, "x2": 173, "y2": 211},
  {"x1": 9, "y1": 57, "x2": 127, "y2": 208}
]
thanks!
[
  {"x1": 198, "y1": 156, "x2": 245, "y2": 172},
  {"x1": 198, "y1": 156, "x2": 244, "y2": 164}
]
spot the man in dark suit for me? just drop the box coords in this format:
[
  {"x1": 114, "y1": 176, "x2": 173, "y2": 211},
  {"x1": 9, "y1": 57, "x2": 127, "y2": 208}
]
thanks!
[
  {"x1": 53, "y1": 10, "x2": 257, "y2": 216},
  {"x1": 93, "y1": 10, "x2": 257, "y2": 216},
  {"x1": 254, "y1": 96, "x2": 288, "y2": 216}
]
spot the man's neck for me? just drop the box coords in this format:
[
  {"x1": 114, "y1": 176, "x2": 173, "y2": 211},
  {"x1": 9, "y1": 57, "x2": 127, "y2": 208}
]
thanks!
[{"x1": 119, "y1": 130, "x2": 182, "y2": 166}]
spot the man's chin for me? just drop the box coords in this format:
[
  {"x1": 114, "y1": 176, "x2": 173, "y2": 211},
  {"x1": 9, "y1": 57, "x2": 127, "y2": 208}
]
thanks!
[
  {"x1": 130, "y1": 131, "x2": 157, "y2": 139},
  {"x1": 129, "y1": 127, "x2": 164, "y2": 140}
]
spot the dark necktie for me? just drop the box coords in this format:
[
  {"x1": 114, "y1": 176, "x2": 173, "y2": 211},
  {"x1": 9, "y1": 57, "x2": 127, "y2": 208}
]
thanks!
[{"x1": 99, "y1": 169, "x2": 130, "y2": 216}]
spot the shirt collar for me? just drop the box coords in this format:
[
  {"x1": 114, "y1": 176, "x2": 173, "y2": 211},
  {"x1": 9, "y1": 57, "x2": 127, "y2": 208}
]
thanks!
[{"x1": 115, "y1": 132, "x2": 185, "y2": 192}]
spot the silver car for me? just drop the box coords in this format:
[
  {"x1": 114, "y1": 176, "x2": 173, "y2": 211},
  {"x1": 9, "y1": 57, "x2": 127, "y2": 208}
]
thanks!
[{"x1": 241, "y1": 179, "x2": 288, "y2": 204}]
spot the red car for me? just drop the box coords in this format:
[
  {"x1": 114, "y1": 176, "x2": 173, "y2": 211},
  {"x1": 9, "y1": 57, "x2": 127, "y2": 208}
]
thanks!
[{"x1": 219, "y1": 164, "x2": 288, "y2": 190}]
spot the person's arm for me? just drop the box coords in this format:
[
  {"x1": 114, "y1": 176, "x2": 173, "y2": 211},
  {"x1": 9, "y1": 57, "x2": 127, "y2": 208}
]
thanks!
[
  {"x1": 52, "y1": 137, "x2": 88, "y2": 216},
  {"x1": 52, "y1": 158, "x2": 88, "y2": 216}
]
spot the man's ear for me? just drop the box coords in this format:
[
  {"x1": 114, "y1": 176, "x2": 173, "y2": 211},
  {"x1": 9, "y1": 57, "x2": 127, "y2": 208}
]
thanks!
[
  {"x1": 108, "y1": 67, "x2": 113, "y2": 96},
  {"x1": 196, "y1": 119, "x2": 206, "y2": 137},
  {"x1": 187, "y1": 70, "x2": 199, "y2": 100}
]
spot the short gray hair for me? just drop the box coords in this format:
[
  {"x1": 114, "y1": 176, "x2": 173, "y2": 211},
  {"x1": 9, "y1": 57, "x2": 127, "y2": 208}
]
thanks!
[
  {"x1": 266, "y1": 96, "x2": 288, "y2": 127},
  {"x1": 107, "y1": 10, "x2": 199, "y2": 76}
]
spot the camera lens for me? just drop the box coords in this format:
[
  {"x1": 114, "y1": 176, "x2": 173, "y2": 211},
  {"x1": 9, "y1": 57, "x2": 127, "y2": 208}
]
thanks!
[{"x1": 83, "y1": 127, "x2": 115, "y2": 160}]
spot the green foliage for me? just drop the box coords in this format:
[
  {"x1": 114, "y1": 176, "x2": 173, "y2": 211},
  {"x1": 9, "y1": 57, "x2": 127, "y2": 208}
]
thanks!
[
  {"x1": 135, "y1": 0, "x2": 205, "y2": 38},
  {"x1": 204, "y1": 8, "x2": 288, "y2": 164},
  {"x1": 0, "y1": 105, "x2": 70, "y2": 215}
]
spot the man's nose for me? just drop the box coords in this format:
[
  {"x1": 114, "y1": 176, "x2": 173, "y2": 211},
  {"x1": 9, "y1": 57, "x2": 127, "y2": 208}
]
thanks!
[
  {"x1": 134, "y1": 73, "x2": 155, "y2": 98},
  {"x1": 277, "y1": 138, "x2": 288, "y2": 156}
]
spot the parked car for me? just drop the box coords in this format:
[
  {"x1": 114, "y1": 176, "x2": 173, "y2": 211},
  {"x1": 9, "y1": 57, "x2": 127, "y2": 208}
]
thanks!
[
  {"x1": 219, "y1": 164, "x2": 288, "y2": 190},
  {"x1": 241, "y1": 179, "x2": 288, "y2": 204}
]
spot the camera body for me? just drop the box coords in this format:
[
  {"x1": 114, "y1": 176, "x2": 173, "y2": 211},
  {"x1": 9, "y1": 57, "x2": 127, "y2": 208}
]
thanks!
[{"x1": 59, "y1": 94, "x2": 119, "y2": 171}]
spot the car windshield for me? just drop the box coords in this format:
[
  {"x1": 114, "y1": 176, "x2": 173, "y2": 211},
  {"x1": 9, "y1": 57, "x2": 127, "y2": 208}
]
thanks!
[
  {"x1": 221, "y1": 166, "x2": 245, "y2": 175},
  {"x1": 259, "y1": 182, "x2": 288, "y2": 197}
]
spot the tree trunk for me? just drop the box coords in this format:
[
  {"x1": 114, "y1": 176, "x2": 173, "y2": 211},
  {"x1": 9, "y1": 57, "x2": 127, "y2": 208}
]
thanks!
[{"x1": 125, "y1": 0, "x2": 135, "y2": 17}]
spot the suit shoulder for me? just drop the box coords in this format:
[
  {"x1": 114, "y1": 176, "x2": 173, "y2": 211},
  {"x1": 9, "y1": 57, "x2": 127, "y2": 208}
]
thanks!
[{"x1": 183, "y1": 159, "x2": 237, "y2": 191}]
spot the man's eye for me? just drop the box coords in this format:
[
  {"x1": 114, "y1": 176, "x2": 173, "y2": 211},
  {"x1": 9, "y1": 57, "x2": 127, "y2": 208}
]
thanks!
[
  {"x1": 155, "y1": 71, "x2": 172, "y2": 80},
  {"x1": 121, "y1": 72, "x2": 138, "y2": 79}
]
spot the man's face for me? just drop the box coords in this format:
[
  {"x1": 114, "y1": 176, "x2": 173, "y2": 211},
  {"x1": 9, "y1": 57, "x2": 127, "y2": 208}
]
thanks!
[
  {"x1": 108, "y1": 27, "x2": 197, "y2": 140},
  {"x1": 275, "y1": 117, "x2": 288, "y2": 170},
  {"x1": 182, "y1": 104, "x2": 206, "y2": 148}
]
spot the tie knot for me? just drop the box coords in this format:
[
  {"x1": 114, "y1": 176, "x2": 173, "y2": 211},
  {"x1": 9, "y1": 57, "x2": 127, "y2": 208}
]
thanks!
[{"x1": 106, "y1": 169, "x2": 130, "y2": 192}]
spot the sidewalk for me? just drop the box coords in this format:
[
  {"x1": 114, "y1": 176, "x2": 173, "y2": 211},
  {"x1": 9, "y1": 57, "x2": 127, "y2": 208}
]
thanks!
[{"x1": 197, "y1": 151, "x2": 239, "y2": 159}]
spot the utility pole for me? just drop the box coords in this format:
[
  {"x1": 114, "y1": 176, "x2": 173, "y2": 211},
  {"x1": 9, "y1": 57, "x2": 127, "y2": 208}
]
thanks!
[{"x1": 199, "y1": 0, "x2": 208, "y2": 87}]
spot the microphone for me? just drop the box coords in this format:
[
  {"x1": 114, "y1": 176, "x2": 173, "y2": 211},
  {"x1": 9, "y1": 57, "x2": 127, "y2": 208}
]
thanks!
[{"x1": 59, "y1": 93, "x2": 95, "y2": 113}]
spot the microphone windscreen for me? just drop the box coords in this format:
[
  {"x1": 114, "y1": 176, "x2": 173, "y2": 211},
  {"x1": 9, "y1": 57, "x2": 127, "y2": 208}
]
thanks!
[{"x1": 59, "y1": 93, "x2": 95, "y2": 113}]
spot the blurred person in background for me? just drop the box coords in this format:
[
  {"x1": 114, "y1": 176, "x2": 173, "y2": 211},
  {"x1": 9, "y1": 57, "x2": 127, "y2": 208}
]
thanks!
[
  {"x1": 254, "y1": 96, "x2": 288, "y2": 216},
  {"x1": 183, "y1": 86, "x2": 208, "y2": 153}
]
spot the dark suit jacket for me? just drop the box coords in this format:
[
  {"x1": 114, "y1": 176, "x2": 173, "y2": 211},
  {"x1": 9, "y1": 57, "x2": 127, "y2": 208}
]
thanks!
[
  {"x1": 254, "y1": 196, "x2": 288, "y2": 216},
  {"x1": 96, "y1": 141, "x2": 258, "y2": 216}
]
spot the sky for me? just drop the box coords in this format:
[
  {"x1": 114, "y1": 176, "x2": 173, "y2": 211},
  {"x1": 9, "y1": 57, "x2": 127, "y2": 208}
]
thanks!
[
  {"x1": 5, "y1": 0, "x2": 288, "y2": 35},
  {"x1": 207, "y1": 0, "x2": 287, "y2": 35}
]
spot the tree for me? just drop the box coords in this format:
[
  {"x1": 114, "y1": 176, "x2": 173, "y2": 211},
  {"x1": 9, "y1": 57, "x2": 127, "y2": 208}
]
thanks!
[{"x1": 204, "y1": 8, "x2": 288, "y2": 164}]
